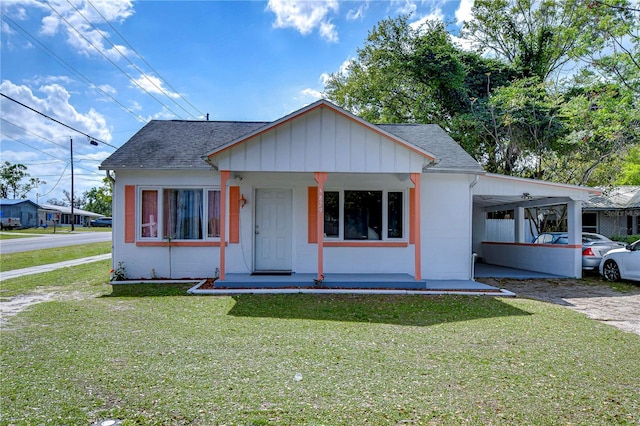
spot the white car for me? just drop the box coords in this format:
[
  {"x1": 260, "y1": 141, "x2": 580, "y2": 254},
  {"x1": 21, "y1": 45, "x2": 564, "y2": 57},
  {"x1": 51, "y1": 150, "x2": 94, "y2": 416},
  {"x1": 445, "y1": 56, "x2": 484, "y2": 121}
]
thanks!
[{"x1": 599, "y1": 240, "x2": 640, "y2": 282}]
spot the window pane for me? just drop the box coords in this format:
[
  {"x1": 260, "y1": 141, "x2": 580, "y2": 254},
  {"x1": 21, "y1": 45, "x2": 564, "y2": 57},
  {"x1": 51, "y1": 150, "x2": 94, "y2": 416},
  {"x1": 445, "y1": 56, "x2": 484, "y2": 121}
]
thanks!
[
  {"x1": 582, "y1": 212, "x2": 597, "y2": 233},
  {"x1": 208, "y1": 190, "x2": 221, "y2": 238},
  {"x1": 141, "y1": 190, "x2": 158, "y2": 238},
  {"x1": 163, "y1": 189, "x2": 203, "y2": 240},
  {"x1": 324, "y1": 191, "x2": 339, "y2": 238},
  {"x1": 388, "y1": 192, "x2": 403, "y2": 238},
  {"x1": 344, "y1": 191, "x2": 382, "y2": 240}
]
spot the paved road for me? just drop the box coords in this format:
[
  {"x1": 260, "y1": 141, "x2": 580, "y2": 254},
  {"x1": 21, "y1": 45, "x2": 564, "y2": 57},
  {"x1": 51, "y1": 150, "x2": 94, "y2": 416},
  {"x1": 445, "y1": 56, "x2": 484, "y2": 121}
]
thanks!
[{"x1": 0, "y1": 231, "x2": 112, "y2": 254}]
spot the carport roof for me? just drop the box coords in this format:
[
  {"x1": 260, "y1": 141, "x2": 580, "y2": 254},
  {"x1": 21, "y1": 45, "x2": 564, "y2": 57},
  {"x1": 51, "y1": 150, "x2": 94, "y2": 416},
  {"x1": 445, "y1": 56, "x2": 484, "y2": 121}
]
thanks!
[{"x1": 473, "y1": 174, "x2": 601, "y2": 210}]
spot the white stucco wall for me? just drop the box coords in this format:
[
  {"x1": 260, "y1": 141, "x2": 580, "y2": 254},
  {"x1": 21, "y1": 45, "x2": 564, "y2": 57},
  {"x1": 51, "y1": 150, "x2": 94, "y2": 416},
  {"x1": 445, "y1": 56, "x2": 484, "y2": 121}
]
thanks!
[
  {"x1": 112, "y1": 169, "x2": 220, "y2": 279},
  {"x1": 482, "y1": 243, "x2": 581, "y2": 277},
  {"x1": 112, "y1": 170, "x2": 426, "y2": 279},
  {"x1": 421, "y1": 173, "x2": 475, "y2": 280}
]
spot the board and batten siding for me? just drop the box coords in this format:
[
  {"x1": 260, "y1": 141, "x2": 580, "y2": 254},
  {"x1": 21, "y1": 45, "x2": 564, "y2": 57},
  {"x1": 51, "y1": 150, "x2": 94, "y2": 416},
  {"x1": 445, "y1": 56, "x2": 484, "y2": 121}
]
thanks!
[{"x1": 214, "y1": 107, "x2": 427, "y2": 173}]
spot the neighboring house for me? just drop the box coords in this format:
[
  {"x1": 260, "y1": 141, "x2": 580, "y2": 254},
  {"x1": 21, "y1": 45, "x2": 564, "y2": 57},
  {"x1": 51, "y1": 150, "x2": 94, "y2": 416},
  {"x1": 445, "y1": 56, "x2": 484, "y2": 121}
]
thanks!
[
  {"x1": 38, "y1": 204, "x2": 103, "y2": 227},
  {"x1": 0, "y1": 198, "x2": 40, "y2": 228},
  {"x1": 100, "y1": 100, "x2": 597, "y2": 284},
  {"x1": 582, "y1": 186, "x2": 640, "y2": 237}
]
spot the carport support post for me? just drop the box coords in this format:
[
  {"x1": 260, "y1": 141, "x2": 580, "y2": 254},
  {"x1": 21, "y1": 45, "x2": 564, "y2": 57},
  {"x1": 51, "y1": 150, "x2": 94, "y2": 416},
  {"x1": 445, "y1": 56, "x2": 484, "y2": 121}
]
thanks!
[
  {"x1": 219, "y1": 170, "x2": 230, "y2": 281},
  {"x1": 410, "y1": 173, "x2": 421, "y2": 280},
  {"x1": 514, "y1": 207, "x2": 526, "y2": 243},
  {"x1": 567, "y1": 200, "x2": 582, "y2": 278},
  {"x1": 314, "y1": 172, "x2": 328, "y2": 282}
]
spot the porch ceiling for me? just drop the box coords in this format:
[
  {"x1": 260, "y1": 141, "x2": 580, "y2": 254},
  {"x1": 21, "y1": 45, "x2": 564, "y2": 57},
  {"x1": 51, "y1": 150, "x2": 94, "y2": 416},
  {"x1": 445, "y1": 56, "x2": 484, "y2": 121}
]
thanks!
[{"x1": 474, "y1": 195, "x2": 571, "y2": 211}]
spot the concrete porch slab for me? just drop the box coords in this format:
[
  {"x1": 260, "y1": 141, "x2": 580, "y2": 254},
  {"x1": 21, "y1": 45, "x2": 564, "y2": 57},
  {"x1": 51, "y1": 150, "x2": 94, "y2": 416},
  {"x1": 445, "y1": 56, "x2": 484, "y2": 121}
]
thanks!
[{"x1": 188, "y1": 273, "x2": 515, "y2": 296}]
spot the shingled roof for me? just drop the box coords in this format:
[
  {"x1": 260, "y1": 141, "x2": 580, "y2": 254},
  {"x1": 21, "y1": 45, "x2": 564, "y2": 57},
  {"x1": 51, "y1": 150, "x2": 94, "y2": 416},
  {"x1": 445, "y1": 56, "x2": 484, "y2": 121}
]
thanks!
[
  {"x1": 378, "y1": 124, "x2": 483, "y2": 172},
  {"x1": 100, "y1": 106, "x2": 483, "y2": 173},
  {"x1": 584, "y1": 186, "x2": 640, "y2": 209},
  {"x1": 100, "y1": 120, "x2": 268, "y2": 171}
]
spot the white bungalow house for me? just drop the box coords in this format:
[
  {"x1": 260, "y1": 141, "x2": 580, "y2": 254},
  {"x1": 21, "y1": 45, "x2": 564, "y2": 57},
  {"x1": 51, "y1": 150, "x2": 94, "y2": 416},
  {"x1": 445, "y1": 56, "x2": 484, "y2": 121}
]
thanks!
[{"x1": 100, "y1": 100, "x2": 598, "y2": 287}]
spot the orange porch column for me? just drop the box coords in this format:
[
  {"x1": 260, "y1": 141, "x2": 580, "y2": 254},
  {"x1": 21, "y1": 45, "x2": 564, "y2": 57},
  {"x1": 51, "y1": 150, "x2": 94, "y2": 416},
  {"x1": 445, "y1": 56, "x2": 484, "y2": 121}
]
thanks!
[
  {"x1": 314, "y1": 172, "x2": 328, "y2": 281},
  {"x1": 219, "y1": 171, "x2": 230, "y2": 280},
  {"x1": 410, "y1": 173, "x2": 422, "y2": 280}
]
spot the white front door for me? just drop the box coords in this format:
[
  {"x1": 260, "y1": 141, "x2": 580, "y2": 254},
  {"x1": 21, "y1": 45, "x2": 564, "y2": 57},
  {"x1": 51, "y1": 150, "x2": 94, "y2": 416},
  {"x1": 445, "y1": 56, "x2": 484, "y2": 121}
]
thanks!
[{"x1": 254, "y1": 188, "x2": 293, "y2": 271}]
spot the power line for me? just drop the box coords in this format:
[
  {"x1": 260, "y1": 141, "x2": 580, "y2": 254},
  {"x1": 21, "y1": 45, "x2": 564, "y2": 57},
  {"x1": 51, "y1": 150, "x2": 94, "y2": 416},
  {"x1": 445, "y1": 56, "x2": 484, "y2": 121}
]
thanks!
[
  {"x1": 46, "y1": 1, "x2": 185, "y2": 119},
  {"x1": 0, "y1": 92, "x2": 118, "y2": 149},
  {"x1": 69, "y1": 0, "x2": 202, "y2": 120},
  {"x1": 0, "y1": 133, "x2": 99, "y2": 176},
  {"x1": 86, "y1": 0, "x2": 206, "y2": 118},
  {"x1": 1, "y1": 118, "x2": 67, "y2": 150},
  {"x1": 2, "y1": 119, "x2": 109, "y2": 163},
  {"x1": 0, "y1": 12, "x2": 148, "y2": 124},
  {"x1": 35, "y1": 162, "x2": 68, "y2": 199}
]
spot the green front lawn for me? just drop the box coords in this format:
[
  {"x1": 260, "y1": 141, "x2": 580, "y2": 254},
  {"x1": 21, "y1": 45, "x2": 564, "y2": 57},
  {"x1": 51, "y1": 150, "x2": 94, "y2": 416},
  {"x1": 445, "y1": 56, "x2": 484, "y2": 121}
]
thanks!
[
  {"x1": 0, "y1": 241, "x2": 112, "y2": 272},
  {"x1": 1, "y1": 267, "x2": 639, "y2": 425}
]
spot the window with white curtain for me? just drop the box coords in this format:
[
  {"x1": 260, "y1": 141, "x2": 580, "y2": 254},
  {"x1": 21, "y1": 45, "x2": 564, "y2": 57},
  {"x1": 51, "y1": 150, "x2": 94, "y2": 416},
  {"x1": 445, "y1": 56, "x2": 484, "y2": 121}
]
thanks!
[{"x1": 139, "y1": 188, "x2": 220, "y2": 240}]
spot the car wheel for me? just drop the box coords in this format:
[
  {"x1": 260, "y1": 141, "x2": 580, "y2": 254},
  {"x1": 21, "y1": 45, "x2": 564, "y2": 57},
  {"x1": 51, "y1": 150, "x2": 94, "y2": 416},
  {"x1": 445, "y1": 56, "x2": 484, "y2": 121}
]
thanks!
[{"x1": 602, "y1": 260, "x2": 621, "y2": 282}]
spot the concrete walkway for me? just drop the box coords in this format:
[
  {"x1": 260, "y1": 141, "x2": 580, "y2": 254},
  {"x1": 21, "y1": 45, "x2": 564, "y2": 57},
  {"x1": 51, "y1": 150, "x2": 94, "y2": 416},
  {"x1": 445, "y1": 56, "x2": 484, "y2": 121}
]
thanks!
[{"x1": 0, "y1": 254, "x2": 111, "y2": 281}]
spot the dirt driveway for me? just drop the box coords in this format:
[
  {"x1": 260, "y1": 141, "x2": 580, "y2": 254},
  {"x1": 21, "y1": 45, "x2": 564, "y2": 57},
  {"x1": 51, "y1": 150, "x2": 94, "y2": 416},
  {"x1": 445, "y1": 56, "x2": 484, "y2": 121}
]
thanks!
[{"x1": 479, "y1": 277, "x2": 640, "y2": 336}]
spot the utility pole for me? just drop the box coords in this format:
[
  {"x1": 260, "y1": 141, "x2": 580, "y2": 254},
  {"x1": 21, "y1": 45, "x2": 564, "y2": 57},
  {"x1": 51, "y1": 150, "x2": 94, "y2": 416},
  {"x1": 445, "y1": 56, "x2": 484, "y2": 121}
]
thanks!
[{"x1": 70, "y1": 137, "x2": 75, "y2": 232}]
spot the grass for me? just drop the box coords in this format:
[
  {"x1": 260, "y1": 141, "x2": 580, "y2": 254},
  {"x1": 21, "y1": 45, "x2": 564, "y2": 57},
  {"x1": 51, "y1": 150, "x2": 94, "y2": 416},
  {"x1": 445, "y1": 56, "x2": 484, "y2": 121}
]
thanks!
[
  {"x1": 0, "y1": 226, "x2": 110, "y2": 236},
  {"x1": 0, "y1": 233, "x2": 33, "y2": 240},
  {"x1": 1, "y1": 265, "x2": 639, "y2": 425},
  {"x1": 0, "y1": 241, "x2": 112, "y2": 272}
]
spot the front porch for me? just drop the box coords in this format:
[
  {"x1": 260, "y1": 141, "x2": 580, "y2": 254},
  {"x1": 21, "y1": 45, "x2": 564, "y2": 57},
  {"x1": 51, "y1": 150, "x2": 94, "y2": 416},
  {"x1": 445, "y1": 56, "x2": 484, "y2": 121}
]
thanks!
[{"x1": 187, "y1": 272, "x2": 515, "y2": 296}]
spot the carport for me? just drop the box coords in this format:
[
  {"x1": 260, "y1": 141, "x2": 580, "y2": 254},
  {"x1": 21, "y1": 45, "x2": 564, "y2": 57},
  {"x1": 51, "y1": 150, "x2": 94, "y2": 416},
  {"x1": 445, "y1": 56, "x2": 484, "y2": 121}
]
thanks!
[{"x1": 472, "y1": 174, "x2": 600, "y2": 278}]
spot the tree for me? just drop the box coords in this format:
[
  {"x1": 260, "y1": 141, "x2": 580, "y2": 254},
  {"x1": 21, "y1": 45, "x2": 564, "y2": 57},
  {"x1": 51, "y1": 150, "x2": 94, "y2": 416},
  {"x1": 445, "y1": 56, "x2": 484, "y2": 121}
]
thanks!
[
  {"x1": 617, "y1": 145, "x2": 640, "y2": 185},
  {"x1": 461, "y1": 0, "x2": 632, "y2": 80},
  {"x1": 547, "y1": 75, "x2": 640, "y2": 185},
  {"x1": 469, "y1": 77, "x2": 567, "y2": 177},
  {"x1": 583, "y1": 0, "x2": 639, "y2": 95},
  {"x1": 47, "y1": 190, "x2": 86, "y2": 209},
  {"x1": 325, "y1": 15, "x2": 518, "y2": 124},
  {"x1": 0, "y1": 162, "x2": 45, "y2": 199},
  {"x1": 324, "y1": 10, "x2": 638, "y2": 186},
  {"x1": 83, "y1": 178, "x2": 112, "y2": 216},
  {"x1": 324, "y1": 16, "x2": 471, "y2": 126}
]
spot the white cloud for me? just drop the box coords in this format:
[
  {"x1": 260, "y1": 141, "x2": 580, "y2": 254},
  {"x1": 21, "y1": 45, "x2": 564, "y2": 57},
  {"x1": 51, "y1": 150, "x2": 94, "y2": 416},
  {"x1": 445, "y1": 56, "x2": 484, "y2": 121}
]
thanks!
[
  {"x1": 1, "y1": 20, "x2": 15, "y2": 35},
  {"x1": 301, "y1": 88, "x2": 323, "y2": 99},
  {"x1": 319, "y1": 57, "x2": 354, "y2": 86},
  {"x1": 393, "y1": 0, "x2": 417, "y2": 16},
  {"x1": 130, "y1": 73, "x2": 180, "y2": 98},
  {"x1": 455, "y1": 0, "x2": 474, "y2": 26},
  {"x1": 0, "y1": 79, "x2": 113, "y2": 202},
  {"x1": 346, "y1": 2, "x2": 368, "y2": 21},
  {"x1": 267, "y1": 0, "x2": 340, "y2": 42},
  {"x1": 409, "y1": 8, "x2": 445, "y2": 30},
  {"x1": 0, "y1": 79, "x2": 113, "y2": 144},
  {"x1": 319, "y1": 20, "x2": 338, "y2": 43},
  {"x1": 95, "y1": 83, "x2": 117, "y2": 95},
  {"x1": 28, "y1": 0, "x2": 135, "y2": 61}
]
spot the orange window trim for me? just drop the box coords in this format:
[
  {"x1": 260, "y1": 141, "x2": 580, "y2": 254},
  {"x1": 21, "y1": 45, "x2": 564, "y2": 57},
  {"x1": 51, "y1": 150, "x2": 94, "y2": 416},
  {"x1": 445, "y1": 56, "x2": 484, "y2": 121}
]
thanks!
[
  {"x1": 124, "y1": 185, "x2": 135, "y2": 243},
  {"x1": 308, "y1": 186, "x2": 318, "y2": 243},
  {"x1": 324, "y1": 241, "x2": 408, "y2": 248},
  {"x1": 136, "y1": 241, "x2": 222, "y2": 247},
  {"x1": 229, "y1": 186, "x2": 240, "y2": 244}
]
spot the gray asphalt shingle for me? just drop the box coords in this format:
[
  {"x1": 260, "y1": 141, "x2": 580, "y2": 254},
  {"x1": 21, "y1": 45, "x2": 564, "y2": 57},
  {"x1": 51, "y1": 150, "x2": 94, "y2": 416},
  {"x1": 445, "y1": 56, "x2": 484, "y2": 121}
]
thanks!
[{"x1": 584, "y1": 186, "x2": 640, "y2": 209}]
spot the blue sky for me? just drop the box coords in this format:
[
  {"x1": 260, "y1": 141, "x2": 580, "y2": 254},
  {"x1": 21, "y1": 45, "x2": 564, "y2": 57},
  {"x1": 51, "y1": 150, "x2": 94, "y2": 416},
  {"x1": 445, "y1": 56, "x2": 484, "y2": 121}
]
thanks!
[{"x1": 1, "y1": 0, "x2": 472, "y2": 204}]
